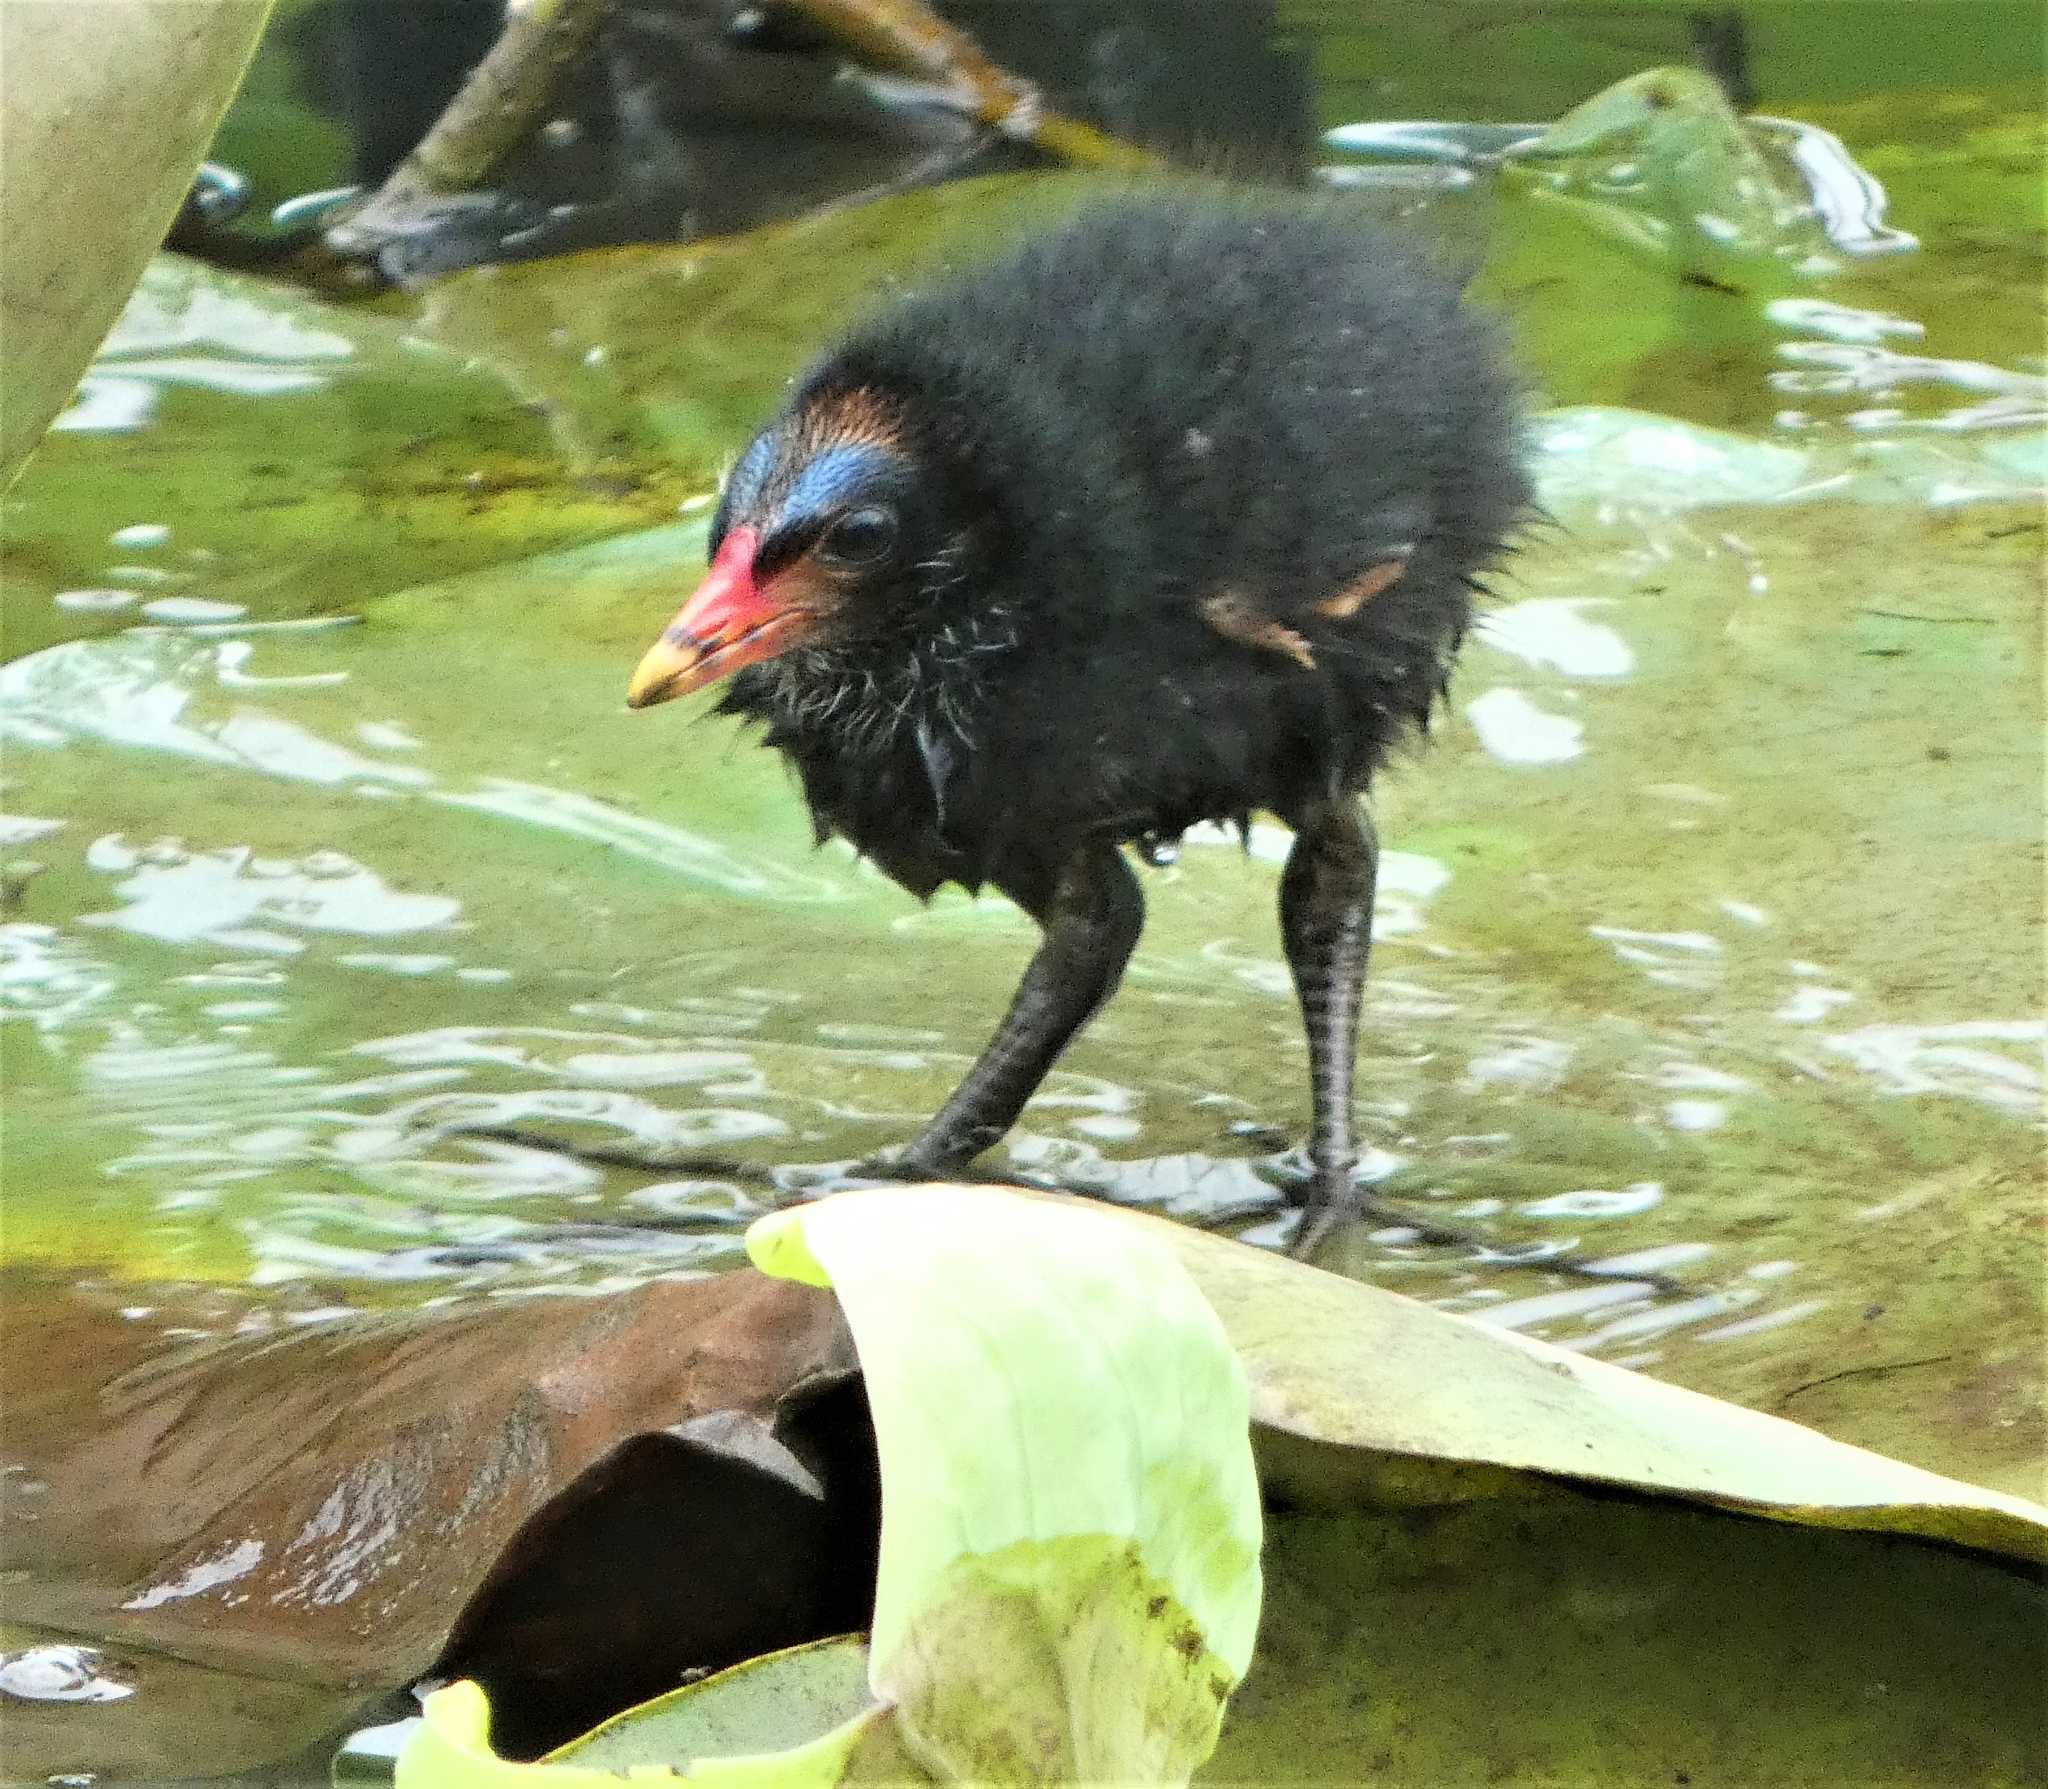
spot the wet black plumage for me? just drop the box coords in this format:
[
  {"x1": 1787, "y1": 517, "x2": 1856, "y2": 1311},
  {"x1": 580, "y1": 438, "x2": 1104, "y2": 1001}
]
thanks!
[{"x1": 630, "y1": 191, "x2": 1529, "y2": 1250}]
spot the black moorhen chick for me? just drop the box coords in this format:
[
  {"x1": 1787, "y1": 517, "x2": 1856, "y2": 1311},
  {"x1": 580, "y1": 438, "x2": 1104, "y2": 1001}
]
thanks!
[{"x1": 627, "y1": 192, "x2": 1527, "y2": 1253}]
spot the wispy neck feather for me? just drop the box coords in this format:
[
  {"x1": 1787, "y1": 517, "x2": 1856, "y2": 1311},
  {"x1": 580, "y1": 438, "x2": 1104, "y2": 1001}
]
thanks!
[{"x1": 741, "y1": 598, "x2": 1020, "y2": 764}]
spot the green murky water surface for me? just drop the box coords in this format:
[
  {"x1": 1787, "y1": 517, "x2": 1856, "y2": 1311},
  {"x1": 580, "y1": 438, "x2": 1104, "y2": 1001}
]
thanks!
[{"x1": 2, "y1": 13, "x2": 2041, "y2": 1548}]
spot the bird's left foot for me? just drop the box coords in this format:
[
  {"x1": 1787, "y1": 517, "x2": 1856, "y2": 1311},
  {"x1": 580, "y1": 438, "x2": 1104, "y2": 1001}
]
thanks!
[
  {"x1": 1285, "y1": 1172, "x2": 1368, "y2": 1260},
  {"x1": 845, "y1": 1137, "x2": 983, "y2": 1186}
]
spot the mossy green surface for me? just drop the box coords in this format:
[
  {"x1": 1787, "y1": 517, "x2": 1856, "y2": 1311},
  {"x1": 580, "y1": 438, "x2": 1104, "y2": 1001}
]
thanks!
[
  {"x1": 1, "y1": 1, "x2": 2039, "y2": 1613},
  {"x1": 1209, "y1": 1497, "x2": 2047, "y2": 1786}
]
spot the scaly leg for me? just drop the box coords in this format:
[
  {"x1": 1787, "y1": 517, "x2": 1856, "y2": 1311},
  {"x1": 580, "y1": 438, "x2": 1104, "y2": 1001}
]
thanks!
[
  {"x1": 895, "y1": 840, "x2": 1144, "y2": 1176},
  {"x1": 1279, "y1": 800, "x2": 1379, "y2": 1257}
]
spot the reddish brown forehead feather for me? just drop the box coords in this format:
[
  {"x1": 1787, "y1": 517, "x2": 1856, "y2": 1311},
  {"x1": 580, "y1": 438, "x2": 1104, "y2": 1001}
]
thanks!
[{"x1": 793, "y1": 386, "x2": 903, "y2": 453}]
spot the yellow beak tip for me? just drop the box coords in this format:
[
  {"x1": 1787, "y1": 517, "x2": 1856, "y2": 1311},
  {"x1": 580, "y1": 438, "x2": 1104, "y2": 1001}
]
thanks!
[{"x1": 626, "y1": 646, "x2": 691, "y2": 710}]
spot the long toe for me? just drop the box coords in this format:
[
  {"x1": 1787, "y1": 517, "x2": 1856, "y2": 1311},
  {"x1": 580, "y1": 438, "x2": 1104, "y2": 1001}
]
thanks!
[
  {"x1": 863, "y1": 1139, "x2": 980, "y2": 1185},
  {"x1": 1286, "y1": 1178, "x2": 1366, "y2": 1260}
]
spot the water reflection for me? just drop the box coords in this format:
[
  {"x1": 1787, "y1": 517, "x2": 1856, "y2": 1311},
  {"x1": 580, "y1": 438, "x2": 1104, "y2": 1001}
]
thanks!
[
  {"x1": 1326, "y1": 98, "x2": 1917, "y2": 271},
  {"x1": 53, "y1": 260, "x2": 355, "y2": 435},
  {"x1": 82, "y1": 838, "x2": 461, "y2": 952},
  {"x1": 0, "y1": 1645, "x2": 136, "y2": 1704},
  {"x1": 0, "y1": 630, "x2": 851, "y2": 904},
  {"x1": 1464, "y1": 686, "x2": 1585, "y2": 763},
  {"x1": 1821, "y1": 1020, "x2": 2045, "y2": 1115},
  {"x1": 0, "y1": 74, "x2": 2037, "y2": 1514},
  {"x1": 1476, "y1": 597, "x2": 1635, "y2": 677}
]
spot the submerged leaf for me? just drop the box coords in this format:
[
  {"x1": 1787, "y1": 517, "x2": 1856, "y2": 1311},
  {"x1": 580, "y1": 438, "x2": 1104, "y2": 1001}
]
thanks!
[
  {"x1": 1209, "y1": 1493, "x2": 2045, "y2": 1786},
  {"x1": 1091, "y1": 1202, "x2": 2048, "y2": 1565},
  {"x1": 1506, "y1": 66, "x2": 1831, "y2": 285}
]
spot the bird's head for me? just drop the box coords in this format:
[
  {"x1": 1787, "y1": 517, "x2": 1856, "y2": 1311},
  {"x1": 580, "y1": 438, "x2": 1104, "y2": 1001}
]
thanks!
[{"x1": 627, "y1": 384, "x2": 979, "y2": 710}]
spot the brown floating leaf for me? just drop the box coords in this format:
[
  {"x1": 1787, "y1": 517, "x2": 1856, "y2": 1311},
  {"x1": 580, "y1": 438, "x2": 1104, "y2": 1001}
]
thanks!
[{"x1": 0, "y1": 1268, "x2": 857, "y2": 1780}]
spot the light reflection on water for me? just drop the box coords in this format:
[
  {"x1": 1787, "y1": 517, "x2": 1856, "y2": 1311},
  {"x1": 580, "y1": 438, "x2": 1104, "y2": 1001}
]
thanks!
[
  {"x1": 2, "y1": 496, "x2": 2037, "y2": 1387},
  {"x1": 0, "y1": 85, "x2": 2039, "y2": 1470},
  {"x1": 10, "y1": 764, "x2": 2028, "y2": 1373}
]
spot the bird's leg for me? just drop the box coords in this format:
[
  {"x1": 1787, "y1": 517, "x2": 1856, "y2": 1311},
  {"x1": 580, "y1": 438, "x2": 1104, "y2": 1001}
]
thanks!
[
  {"x1": 894, "y1": 840, "x2": 1143, "y2": 1177},
  {"x1": 1279, "y1": 800, "x2": 1379, "y2": 1258}
]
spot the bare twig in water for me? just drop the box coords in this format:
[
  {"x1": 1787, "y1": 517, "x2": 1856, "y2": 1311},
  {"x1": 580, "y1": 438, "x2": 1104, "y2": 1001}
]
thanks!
[
  {"x1": 1775, "y1": 1356, "x2": 1954, "y2": 1411},
  {"x1": 788, "y1": 0, "x2": 1162, "y2": 172},
  {"x1": 323, "y1": 0, "x2": 615, "y2": 263},
  {"x1": 319, "y1": 0, "x2": 1156, "y2": 276}
]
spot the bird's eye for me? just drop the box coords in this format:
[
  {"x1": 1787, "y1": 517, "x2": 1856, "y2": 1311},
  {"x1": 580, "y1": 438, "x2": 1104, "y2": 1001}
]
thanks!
[{"x1": 821, "y1": 505, "x2": 898, "y2": 566}]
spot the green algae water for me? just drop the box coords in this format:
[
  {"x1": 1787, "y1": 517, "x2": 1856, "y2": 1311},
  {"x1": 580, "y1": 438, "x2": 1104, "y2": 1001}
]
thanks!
[
  {"x1": 1, "y1": 6, "x2": 2042, "y2": 1782},
  {"x1": 3, "y1": 17, "x2": 2040, "y2": 1509},
  {"x1": 0, "y1": 0, "x2": 2039, "y2": 1547}
]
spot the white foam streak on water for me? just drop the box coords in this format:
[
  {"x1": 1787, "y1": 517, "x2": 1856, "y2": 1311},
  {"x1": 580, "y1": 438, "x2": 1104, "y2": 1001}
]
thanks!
[
  {"x1": 1591, "y1": 926, "x2": 1722, "y2": 955},
  {"x1": 1521, "y1": 1183, "x2": 1664, "y2": 1218},
  {"x1": 0, "y1": 639, "x2": 415, "y2": 783},
  {"x1": 356, "y1": 720, "x2": 423, "y2": 751},
  {"x1": 1649, "y1": 1061, "x2": 1752, "y2": 1094},
  {"x1": 1821, "y1": 1020, "x2": 2046, "y2": 1115},
  {"x1": 1664, "y1": 1098, "x2": 1727, "y2": 1131},
  {"x1": 0, "y1": 636, "x2": 850, "y2": 905},
  {"x1": 1465, "y1": 686, "x2": 1585, "y2": 763},
  {"x1": 1756, "y1": 116, "x2": 1918, "y2": 257},
  {"x1": 214, "y1": 642, "x2": 347, "y2": 689},
  {"x1": 1590, "y1": 924, "x2": 1723, "y2": 991},
  {"x1": 1196, "y1": 938, "x2": 1295, "y2": 998},
  {"x1": 559, "y1": 1048, "x2": 762, "y2": 1093},
  {"x1": 52, "y1": 377, "x2": 160, "y2": 432},
  {"x1": 1530, "y1": 410, "x2": 1815, "y2": 511},
  {"x1": 101, "y1": 356, "x2": 335, "y2": 396},
  {"x1": 1181, "y1": 826, "x2": 1450, "y2": 936},
  {"x1": 1777, "y1": 984, "x2": 1856, "y2": 1024},
  {"x1": 1699, "y1": 1298, "x2": 1831, "y2": 1340},
  {"x1": 80, "y1": 838, "x2": 460, "y2": 948},
  {"x1": 88, "y1": 1033, "x2": 333, "y2": 1126},
  {"x1": 53, "y1": 266, "x2": 359, "y2": 430},
  {"x1": 1476, "y1": 598, "x2": 1635, "y2": 677},
  {"x1": 1578, "y1": 1290, "x2": 1754, "y2": 1347},
  {"x1": 0, "y1": 922, "x2": 117, "y2": 1028},
  {"x1": 141, "y1": 598, "x2": 247, "y2": 624},
  {"x1": 215, "y1": 713, "x2": 436, "y2": 787},
  {"x1": 1764, "y1": 297, "x2": 1922, "y2": 346},
  {"x1": 1770, "y1": 342, "x2": 2048, "y2": 422},
  {"x1": 102, "y1": 269, "x2": 356, "y2": 361},
  {"x1": 434, "y1": 780, "x2": 847, "y2": 903},
  {"x1": 1584, "y1": 1242, "x2": 1714, "y2": 1275},
  {"x1": 1465, "y1": 1035, "x2": 1574, "y2": 1091},
  {"x1": 1469, "y1": 1280, "x2": 1651, "y2": 1331},
  {"x1": 337, "y1": 952, "x2": 456, "y2": 977}
]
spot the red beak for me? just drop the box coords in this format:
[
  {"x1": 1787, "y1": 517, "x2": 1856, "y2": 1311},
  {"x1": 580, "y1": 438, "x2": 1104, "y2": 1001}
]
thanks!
[{"x1": 626, "y1": 527, "x2": 814, "y2": 708}]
